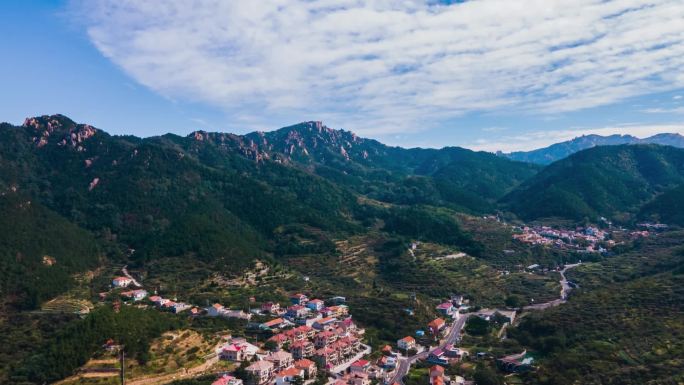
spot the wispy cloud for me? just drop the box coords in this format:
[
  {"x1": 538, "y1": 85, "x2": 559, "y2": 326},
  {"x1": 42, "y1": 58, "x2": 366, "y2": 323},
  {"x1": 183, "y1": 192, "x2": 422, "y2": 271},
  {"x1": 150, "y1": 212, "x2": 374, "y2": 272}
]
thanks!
[
  {"x1": 466, "y1": 123, "x2": 684, "y2": 152},
  {"x1": 641, "y1": 107, "x2": 684, "y2": 114},
  {"x1": 70, "y1": 0, "x2": 684, "y2": 135},
  {"x1": 481, "y1": 126, "x2": 509, "y2": 133}
]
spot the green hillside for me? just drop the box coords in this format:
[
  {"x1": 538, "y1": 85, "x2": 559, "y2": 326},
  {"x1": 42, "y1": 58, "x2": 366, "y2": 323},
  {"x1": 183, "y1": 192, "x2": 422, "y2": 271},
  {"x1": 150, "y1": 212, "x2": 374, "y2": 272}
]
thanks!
[
  {"x1": 0, "y1": 193, "x2": 100, "y2": 309},
  {"x1": 502, "y1": 145, "x2": 684, "y2": 222},
  {"x1": 640, "y1": 184, "x2": 684, "y2": 226}
]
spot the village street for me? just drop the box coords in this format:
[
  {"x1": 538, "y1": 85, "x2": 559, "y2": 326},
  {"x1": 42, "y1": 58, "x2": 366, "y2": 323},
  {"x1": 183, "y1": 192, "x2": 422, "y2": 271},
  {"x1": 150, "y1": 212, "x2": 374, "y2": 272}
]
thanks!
[{"x1": 389, "y1": 314, "x2": 468, "y2": 385}]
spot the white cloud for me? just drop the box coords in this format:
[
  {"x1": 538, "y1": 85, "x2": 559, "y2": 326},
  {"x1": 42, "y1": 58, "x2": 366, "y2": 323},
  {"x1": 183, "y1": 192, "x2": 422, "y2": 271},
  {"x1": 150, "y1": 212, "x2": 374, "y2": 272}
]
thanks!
[
  {"x1": 70, "y1": 0, "x2": 684, "y2": 135},
  {"x1": 465, "y1": 123, "x2": 684, "y2": 152},
  {"x1": 674, "y1": 95, "x2": 683, "y2": 100}
]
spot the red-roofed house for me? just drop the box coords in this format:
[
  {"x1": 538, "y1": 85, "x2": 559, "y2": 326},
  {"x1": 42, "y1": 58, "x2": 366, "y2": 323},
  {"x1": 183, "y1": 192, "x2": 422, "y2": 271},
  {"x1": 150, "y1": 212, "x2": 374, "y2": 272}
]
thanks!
[
  {"x1": 268, "y1": 333, "x2": 290, "y2": 349},
  {"x1": 266, "y1": 350, "x2": 294, "y2": 371},
  {"x1": 397, "y1": 336, "x2": 416, "y2": 351},
  {"x1": 112, "y1": 276, "x2": 133, "y2": 287},
  {"x1": 313, "y1": 317, "x2": 337, "y2": 330},
  {"x1": 435, "y1": 302, "x2": 455, "y2": 316},
  {"x1": 313, "y1": 347, "x2": 339, "y2": 368},
  {"x1": 275, "y1": 367, "x2": 304, "y2": 385},
  {"x1": 350, "y1": 359, "x2": 371, "y2": 373},
  {"x1": 246, "y1": 360, "x2": 274, "y2": 385},
  {"x1": 213, "y1": 375, "x2": 243, "y2": 385},
  {"x1": 306, "y1": 299, "x2": 325, "y2": 311},
  {"x1": 261, "y1": 318, "x2": 286, "y2": 330},
  {"x1": 290, "y1": 340, "x2": 315, "y2": 359},
  {"x1": 261, "y1": 302, "x2": 281, "y2": 314},
  {"x1": 314, "y1": 331, "x2": 337, "y2": 348},
  {"x1": 290, "y1": 293, "x2": 309, "y2": 305},
  {"x1": 208, "y1": 303, "x2": 225, "y2": 317},
  {"x1": 295, "y1": 358, "x2": 317, "y2": 379},
  {"x1": 428, "y1": 318, "x2": 446, "y2": 335}
]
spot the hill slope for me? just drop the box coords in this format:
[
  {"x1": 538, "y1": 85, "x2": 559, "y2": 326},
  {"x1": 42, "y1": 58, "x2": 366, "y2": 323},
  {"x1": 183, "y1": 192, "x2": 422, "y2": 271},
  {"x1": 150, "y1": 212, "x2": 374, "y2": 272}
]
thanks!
[
  {"x1": 503, "y1": 133, "x2": 684, "y2": 164},
  {"x1": 640, "y1": 184, "x2": 684, "y2": 226},
  {"x1": 502, "y1": 145, "x2": 684, "y2": 222}
]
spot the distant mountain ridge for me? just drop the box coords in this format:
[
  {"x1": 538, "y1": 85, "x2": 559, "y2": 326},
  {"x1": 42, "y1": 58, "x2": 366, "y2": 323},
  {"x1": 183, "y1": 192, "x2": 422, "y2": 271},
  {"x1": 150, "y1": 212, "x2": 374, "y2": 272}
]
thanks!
[{"x1": 501, "y1": 133, "x2": 684, "y2": 164}]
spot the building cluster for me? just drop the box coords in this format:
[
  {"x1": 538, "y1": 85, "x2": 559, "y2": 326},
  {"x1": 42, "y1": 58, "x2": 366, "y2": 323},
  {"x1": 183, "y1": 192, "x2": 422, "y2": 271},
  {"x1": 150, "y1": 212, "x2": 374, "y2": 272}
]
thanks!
[
  {"x1": 213, "y1": 294, "x2": 368, "y2": 385},
  {"x1": 513, "y1": 226, "x2": 613, "y2": 253}
]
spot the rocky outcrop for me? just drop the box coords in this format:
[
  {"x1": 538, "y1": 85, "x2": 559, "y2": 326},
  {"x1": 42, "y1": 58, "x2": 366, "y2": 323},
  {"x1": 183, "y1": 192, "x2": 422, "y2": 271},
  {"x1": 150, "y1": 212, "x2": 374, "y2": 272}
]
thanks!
[{"x1": 23, "y1": 114, "x2": 97, "y2": 150}]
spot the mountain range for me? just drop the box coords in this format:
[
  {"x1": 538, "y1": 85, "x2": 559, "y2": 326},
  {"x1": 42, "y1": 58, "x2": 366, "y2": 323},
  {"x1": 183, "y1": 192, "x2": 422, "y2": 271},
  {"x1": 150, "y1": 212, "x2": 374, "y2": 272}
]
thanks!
[
  {"x1": 1, "y1": 114, "x2": 684, "y2": 311},
  {"x1": 502, "y1": 133, "x2": 684, "y2": 164}
]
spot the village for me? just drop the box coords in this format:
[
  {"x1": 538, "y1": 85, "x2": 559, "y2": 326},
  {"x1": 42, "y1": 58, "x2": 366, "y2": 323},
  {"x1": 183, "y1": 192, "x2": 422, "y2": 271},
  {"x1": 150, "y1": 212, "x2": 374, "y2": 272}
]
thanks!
[{"x1": 105, "y1": 269, "x2": 519, "y2": 385}]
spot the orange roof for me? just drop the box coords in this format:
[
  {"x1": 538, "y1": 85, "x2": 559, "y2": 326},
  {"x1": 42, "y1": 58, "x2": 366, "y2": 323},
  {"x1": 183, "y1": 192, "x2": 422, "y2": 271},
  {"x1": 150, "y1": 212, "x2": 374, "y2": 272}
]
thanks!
[
  {"x1": 277, "y1": 367, "x2": 302, "y2": 377},
  {"x1": 433, "y1": 377, "x2": 444, "y2": 385},
  {"x1": 428, "y1": 318, "x2": 445, "y2": 329},
  {"x1": 213, "y1": 303, "x2": 224, "y2": 309},
  {"x1": 400, "y1": 336, "x2": 415, "y2": 343},
  {"x1": 295, "y1": 358, "x2": 315, "y2": 368},
  {"x1": 263, "y1": 318, "x2": 285, "y2": 327},
  {"x1": 430, "y1": 365, "x2": 445, "y2": 375}
]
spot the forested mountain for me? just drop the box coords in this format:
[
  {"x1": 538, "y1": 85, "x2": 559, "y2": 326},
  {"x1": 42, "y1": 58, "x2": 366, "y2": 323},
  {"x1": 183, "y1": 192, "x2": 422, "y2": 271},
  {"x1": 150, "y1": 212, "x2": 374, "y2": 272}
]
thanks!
[
  {"x1": 503, "y1": 133, "x2": 684, "y2": 164},
  {"x1": 502, "y1": 145, "x2": 684, "y2": 222},
  {"x1": 189, "y1": 121, "x2": 540, "y2": 212},
  {"x1": 1, "y1": 115, "x2": 537, "y2": 308}
]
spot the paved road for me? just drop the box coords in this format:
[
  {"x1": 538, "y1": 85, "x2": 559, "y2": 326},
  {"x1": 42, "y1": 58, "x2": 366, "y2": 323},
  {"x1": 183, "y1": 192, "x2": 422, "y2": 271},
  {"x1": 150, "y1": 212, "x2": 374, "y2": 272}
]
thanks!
[
  {"x1": 523, "y1": 263, "x2": 581, "y2": 311},
  {"x1": 389, "y1": 315, "x2": 468, "y2": 385}
]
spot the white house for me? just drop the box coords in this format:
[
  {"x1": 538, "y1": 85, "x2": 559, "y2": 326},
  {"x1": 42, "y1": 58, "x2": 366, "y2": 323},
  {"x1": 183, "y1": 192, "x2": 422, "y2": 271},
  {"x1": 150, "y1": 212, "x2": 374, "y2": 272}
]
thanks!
[
  {"x1": 207, "y1": 303, "x2": 226, "y2": 317},
  {"x1": 112, "y1": 276, "x2": 133, "y2": 287},
  {"x1": 397, "y1": 336, "x2": 416, "y2": 351}
]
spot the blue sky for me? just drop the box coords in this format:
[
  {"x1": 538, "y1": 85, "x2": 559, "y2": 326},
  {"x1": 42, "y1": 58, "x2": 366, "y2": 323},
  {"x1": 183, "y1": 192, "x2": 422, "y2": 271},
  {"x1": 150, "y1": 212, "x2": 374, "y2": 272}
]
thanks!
[{"x1": 1, "y1": 0, "x2": 684, "y2": 152}]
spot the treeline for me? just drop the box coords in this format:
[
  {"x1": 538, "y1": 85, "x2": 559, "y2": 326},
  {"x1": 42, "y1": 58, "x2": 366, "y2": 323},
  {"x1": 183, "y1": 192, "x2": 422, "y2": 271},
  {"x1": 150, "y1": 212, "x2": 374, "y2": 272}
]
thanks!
[{"x1": 15, "y1": 306, "x2": 185, "y2": 384}]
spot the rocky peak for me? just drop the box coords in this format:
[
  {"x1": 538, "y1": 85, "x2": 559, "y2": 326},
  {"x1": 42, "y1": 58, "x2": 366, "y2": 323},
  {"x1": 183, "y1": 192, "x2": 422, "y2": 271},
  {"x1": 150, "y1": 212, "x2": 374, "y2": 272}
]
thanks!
[{"x1": 23, "y1": 114, "x2": 97, "y2": 150}]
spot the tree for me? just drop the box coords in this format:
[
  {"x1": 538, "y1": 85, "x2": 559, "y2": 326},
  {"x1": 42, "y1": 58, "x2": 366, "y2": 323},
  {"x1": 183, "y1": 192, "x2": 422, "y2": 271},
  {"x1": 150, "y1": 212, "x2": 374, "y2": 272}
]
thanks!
[
  {"x1": 263, "y1": 340, "x2": 278, "y2": 352},
  {"x1": 505, "y1": 295, "x2": 523, "y2": 309},
  {"x1": 473, "y1": 364, "x2": 502, "y2": 385}
]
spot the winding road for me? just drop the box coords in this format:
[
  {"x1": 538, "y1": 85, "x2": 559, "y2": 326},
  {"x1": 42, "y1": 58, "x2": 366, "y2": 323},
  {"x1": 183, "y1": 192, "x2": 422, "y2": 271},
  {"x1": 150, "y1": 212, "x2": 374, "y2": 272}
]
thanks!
[
  {"x1": 523, "y1": 263, "x2": 580, "y2": 311},
  {"x1": 389, "y1": 263, "x2": 581, "y2": 384}
]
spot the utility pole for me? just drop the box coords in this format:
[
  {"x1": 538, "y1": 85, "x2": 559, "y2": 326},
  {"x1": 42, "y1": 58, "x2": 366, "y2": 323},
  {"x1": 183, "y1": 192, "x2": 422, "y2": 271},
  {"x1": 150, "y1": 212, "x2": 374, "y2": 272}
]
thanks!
[{"x1": 119, "y1": 346, "x2": 125, "y2": 385}]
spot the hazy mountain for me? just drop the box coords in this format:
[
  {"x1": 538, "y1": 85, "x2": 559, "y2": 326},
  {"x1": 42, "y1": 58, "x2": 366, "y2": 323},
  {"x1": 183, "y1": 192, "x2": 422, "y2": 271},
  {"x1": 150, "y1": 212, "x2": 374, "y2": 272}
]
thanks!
[{"x1": 502, "y1": 133, "x2": 684, "y2": 164}]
